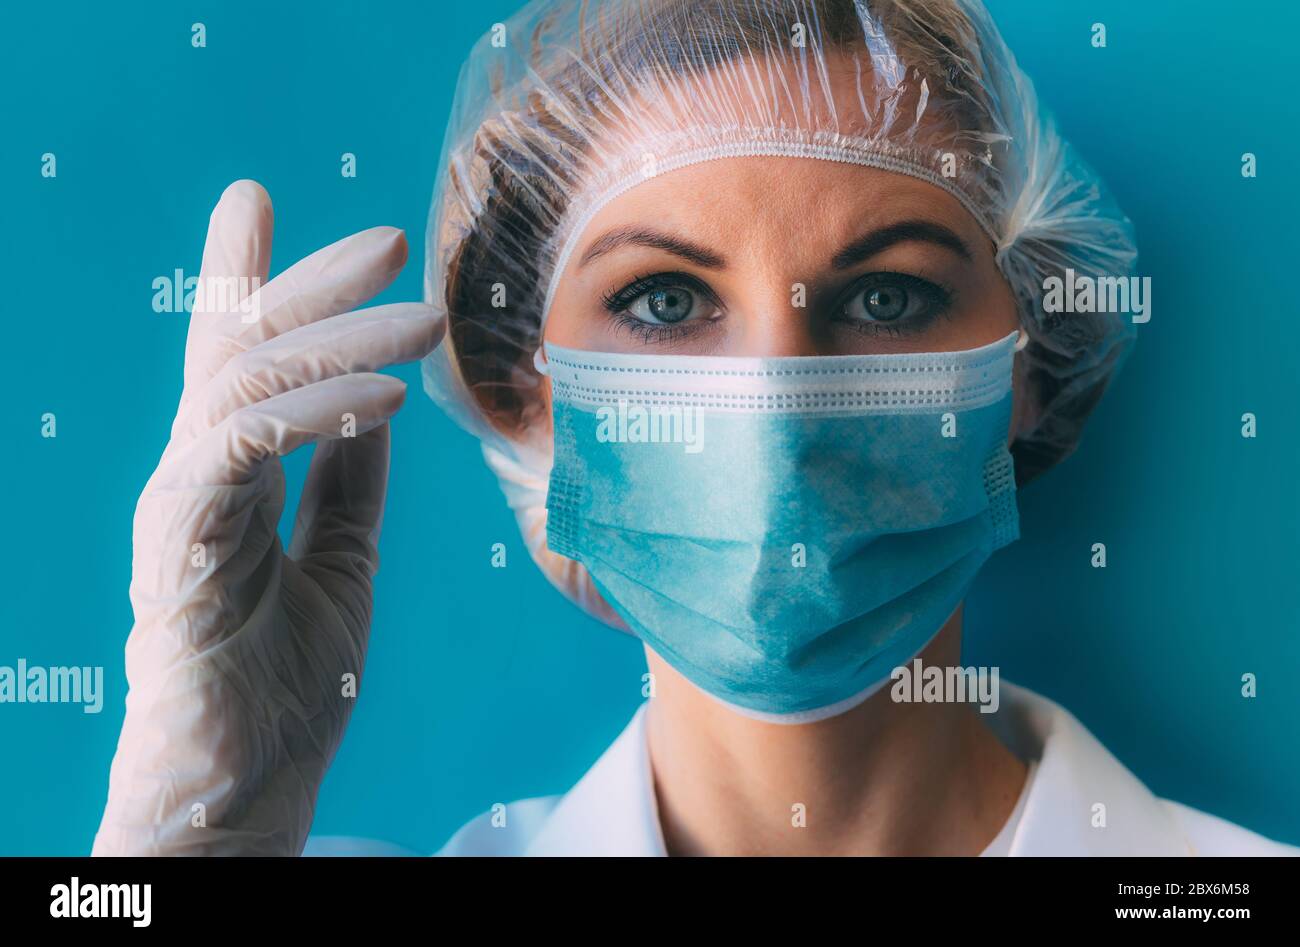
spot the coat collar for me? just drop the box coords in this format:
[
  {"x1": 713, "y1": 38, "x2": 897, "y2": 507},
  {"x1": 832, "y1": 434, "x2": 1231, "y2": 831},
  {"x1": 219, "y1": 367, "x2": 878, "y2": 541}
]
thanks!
[
  {"x1": 525, "y1": 682, "x2": 1191, "y2": 856},
  {"x1": 989, "y1": 682, "x2": 1192, "y2": 856},
  {"x1": 525, "y1": 703, "x2": 667, "y2": 856}
]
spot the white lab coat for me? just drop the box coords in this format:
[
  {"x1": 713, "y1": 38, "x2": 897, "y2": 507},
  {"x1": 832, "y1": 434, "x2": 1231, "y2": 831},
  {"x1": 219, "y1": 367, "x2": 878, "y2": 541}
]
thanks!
[{"x1": 305, "y1": 682, "x2": 1297, "y2": 857}]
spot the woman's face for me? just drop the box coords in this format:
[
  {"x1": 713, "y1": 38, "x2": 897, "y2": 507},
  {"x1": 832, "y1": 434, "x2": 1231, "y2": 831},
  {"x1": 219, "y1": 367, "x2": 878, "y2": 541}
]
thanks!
[{"x1": 544, "y1": 157, "x2": 1020, "y2": 359}]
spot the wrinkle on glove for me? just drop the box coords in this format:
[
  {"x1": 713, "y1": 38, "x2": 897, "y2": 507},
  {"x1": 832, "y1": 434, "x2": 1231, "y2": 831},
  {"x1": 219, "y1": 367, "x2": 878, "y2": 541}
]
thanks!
[{"x1": 95, "y1": 181, "x2": 443, "y2": 855}]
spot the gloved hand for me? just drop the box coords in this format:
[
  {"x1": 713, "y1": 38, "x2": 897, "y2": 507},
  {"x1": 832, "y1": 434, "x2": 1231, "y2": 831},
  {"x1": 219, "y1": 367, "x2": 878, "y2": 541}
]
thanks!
[{"x1": 92, "y1": 180, "x2": 444, "y2": 855}]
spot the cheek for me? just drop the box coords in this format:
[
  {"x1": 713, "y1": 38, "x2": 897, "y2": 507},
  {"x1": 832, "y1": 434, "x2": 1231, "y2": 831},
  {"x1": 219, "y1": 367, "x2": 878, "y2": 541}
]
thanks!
[
  {"x1": 976, "y1": 265, "x2": 1021, "y2": 335},
  {"x1": 546, "y1": 271, "x2": 646, "y2": 352},
  {"x1": 542, "y1": 282, "x2": 588, "y2": 349}
]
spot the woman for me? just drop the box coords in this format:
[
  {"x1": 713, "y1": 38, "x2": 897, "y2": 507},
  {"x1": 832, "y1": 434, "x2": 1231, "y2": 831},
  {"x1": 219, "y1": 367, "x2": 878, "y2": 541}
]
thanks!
[{"x1": 92, "y1": 0, "x2": 1296, "y2": 856}]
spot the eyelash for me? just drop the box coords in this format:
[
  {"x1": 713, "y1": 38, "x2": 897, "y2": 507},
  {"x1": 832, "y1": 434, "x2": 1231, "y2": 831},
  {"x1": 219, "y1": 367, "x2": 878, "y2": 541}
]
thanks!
[
  {"x1": 832, "y1": 271, "x2": 955, "y2": 338},
  {"x1": 598, "y1": 270, "x2": 955, "y2": 343},
  {"x1": 600, "y1": 272, "x2": 719, "y2": 343},
  {"x1": 609, "y1": 313, "x2": 697, "y2": 344}
]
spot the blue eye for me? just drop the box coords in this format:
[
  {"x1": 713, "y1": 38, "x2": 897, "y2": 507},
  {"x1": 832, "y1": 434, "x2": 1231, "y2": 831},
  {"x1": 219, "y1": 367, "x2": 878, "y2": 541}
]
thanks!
[
  {"x1": 841, "y1": 273, "x2": 950, "y2": 328},
  {"x1": 862, "y1": 286, "x2": 907, "y2": 321},
  {"x1": 601, "y1": 273, "x2": 720, "y2": 333},
  {"x1": 634, "y1": 286, "x2": 695, "y2": 324}
]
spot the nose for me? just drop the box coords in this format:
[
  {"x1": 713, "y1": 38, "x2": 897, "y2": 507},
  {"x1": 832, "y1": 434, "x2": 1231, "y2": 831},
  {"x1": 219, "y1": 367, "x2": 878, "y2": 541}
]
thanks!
[{"x1": 726, "y1": 285, "x2": 833, "y2": 357}]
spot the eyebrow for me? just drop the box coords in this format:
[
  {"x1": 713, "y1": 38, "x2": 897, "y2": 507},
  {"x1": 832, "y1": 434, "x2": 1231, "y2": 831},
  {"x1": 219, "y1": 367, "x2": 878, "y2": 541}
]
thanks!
[
  {"x1": 576, "y1": 218, "x2": 972, "y2": 272},
  {"x1": 831, "y1": 220, "x2": 972, "y2": 268},
  {"x1": 578, "y1": 227, "x2": 727, "y2": 269}
]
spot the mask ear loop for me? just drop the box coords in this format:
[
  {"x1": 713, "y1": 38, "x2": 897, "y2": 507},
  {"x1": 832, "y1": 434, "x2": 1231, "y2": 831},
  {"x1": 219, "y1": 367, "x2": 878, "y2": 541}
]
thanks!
[{"x1": 1014, "y1": 329, "x2": 1030, "y2": 352}]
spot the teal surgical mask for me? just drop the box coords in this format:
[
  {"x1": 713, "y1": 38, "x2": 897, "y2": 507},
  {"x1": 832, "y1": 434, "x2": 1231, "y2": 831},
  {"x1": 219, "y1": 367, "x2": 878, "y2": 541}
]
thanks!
[{"x1": 541, "y1": 331, "x2": 1024, "y2": 723}]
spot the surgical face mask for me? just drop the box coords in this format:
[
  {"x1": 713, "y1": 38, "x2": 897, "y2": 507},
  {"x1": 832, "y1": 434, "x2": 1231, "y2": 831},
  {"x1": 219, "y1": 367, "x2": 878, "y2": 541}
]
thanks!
[{"x1": 541, "y1": 331, "x2": 1023, "y2": 723}]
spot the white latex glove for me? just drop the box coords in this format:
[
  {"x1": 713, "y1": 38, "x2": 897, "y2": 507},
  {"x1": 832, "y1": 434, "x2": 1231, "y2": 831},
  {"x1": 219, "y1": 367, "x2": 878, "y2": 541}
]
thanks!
[{"x1": 92, "y1": 181, "x2": 444, "y2": 856}]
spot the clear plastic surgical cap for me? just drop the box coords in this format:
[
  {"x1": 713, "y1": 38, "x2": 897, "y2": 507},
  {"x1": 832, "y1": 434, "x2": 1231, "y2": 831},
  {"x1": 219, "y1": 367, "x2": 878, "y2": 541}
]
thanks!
[{"x1": 421, "y1": 0, "x2": 1138, "y2": 625}]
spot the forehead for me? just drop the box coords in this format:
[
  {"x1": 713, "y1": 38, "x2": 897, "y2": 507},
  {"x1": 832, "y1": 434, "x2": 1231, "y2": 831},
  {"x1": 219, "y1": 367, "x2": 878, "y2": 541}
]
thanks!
[
  {"x1": 541, "y1": 44, "x2": 994, "y2": 312},
  {"x1": 575, "y1": 156, "x2": 989, "y2": 259}
]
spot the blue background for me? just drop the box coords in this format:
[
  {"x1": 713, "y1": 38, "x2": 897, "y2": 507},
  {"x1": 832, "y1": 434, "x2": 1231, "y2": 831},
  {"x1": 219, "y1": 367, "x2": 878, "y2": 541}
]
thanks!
[{"x1": 1, "y1": 0, "x2": 1295, "y2": 854}]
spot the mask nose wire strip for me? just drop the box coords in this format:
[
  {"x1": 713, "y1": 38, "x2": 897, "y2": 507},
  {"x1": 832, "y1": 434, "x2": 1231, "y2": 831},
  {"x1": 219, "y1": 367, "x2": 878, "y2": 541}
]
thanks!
[
  {"x1": 538, "y1": 331, "x2": 1024, "y2": 398},
  {"x1": 537, "y1": 330, "x2": 1027, "y2": 375}
]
